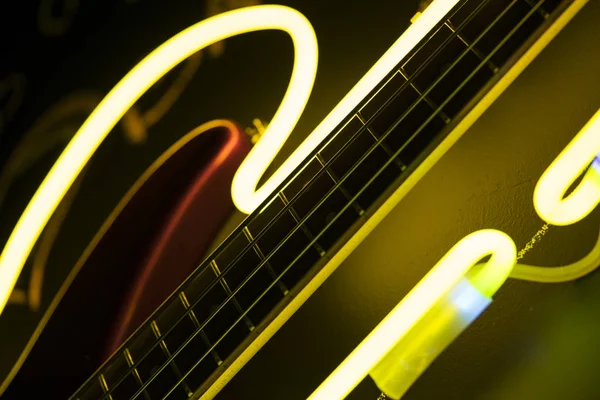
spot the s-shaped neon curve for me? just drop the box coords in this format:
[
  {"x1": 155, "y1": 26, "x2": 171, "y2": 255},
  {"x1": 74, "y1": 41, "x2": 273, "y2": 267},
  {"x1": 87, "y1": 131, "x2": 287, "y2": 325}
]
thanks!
[
  {"x1": 0, "y1": 5, "x2": 318, "y2": 317},
  {"x1": 0, "y1": 0, "x2": 461, "y2": 319}
]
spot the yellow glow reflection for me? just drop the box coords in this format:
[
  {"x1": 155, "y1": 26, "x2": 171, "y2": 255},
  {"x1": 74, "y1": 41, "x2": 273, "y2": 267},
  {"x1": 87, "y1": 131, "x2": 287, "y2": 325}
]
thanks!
[{"x1": 0, "y1": 5, "x2": 318, "y2": 317}]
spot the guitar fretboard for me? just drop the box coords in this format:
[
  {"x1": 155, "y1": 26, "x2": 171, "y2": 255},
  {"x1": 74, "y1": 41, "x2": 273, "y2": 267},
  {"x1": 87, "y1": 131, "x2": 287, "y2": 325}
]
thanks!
[{"x1": 72, "y1": 1, "x2": 567, "y2": 399}]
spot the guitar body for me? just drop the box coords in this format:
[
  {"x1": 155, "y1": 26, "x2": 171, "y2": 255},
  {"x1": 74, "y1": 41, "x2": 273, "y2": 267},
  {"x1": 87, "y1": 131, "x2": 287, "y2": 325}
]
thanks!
[{"x1": 0, "y1": 120, "x2": 251, "y2": 398}]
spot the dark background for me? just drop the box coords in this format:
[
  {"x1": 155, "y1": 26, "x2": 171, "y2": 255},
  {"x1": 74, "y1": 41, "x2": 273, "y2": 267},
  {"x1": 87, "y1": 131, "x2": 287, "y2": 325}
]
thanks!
[{"x1": 2, "y1": 0, "x2": 600, "y2": 399}]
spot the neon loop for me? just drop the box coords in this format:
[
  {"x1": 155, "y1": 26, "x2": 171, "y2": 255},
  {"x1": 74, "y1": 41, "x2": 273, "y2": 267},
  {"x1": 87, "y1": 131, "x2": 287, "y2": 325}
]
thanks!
[
  {"x1": 0, "y1": 5, "x2": 318, "y2": 317},
  {"x1": 232, "y1": 0, "x2": 461, "y2": 214},
  {"x1": 309, "y1": 230, "x2": 517, "y2": 400}
]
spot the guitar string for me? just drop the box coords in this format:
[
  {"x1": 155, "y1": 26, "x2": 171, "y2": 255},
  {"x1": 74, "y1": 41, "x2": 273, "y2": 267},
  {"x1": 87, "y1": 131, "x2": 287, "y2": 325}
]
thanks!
[
  {"x1": 84, "y1": 1, "x2": 486, "y2": 398},
  {"x1": 87, "y1": 0, "x2": 534, "y2": 398},
  {"x1": 132, "y1": 2, "x2": 541, "y2": 399}
]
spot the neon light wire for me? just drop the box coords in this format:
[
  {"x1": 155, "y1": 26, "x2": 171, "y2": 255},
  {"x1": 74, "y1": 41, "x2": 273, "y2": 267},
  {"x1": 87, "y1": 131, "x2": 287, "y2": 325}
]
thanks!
[
  {"x1": 0, "y1": 5, "x2": 319, "y2": 317},
  {"x1": 511, "y1": 108, "x2": 600, "y2": 283}
]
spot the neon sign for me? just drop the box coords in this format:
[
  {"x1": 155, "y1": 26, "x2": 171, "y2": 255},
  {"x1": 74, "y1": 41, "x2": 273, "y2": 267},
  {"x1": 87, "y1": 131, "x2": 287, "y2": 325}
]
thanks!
[{"x1": 0, "y1": 3, "x2": 598, "y2": 398}]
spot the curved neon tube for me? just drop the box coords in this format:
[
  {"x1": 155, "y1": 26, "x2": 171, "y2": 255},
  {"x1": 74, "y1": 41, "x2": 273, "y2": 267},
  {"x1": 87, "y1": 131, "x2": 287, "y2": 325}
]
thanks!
[
  {"x1": 510, "y1": 225, "x2": 600, "y2": 283},
  {"x1": 309, "y1": 230, "x2": 517, "y2": 400},
  {"x1": 0, "y1": 4, "x2": 318, "y2": 317},
  {"x1": 37, "y1": 0, "x2": 79, "y2": 37},
  {"x1": 511, "y1": 108, "x2": 600, "y2": 282}
]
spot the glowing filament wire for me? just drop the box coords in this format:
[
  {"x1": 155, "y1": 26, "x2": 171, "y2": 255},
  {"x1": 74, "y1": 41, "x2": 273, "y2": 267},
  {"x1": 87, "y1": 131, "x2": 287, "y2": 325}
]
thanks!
[{"x1": 0, "y1": 5, "x2": 318, "y2": 317}]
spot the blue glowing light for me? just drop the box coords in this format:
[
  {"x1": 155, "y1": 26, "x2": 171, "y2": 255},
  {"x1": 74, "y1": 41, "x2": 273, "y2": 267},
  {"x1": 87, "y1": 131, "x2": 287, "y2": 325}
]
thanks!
[
  {"x1": 591, "y1": 153, "x2": 600, "y2": 173},
  {"x1": 448, "y1": 278, "x2": 492, "y2": 323}
]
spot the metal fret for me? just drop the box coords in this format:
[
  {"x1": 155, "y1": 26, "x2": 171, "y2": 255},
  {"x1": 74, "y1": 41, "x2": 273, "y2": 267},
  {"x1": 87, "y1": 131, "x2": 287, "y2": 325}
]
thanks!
[
  {"x1": 210, "y1": 260, "x2": 255, "y2": 332},
  {"x1": 355, "y1": 111, "x2": 407, "y2": 172},
  {"x1": 98, "y1": 374, "x2": 113, "y2": 400},
  {"x1": 278, "y1": 191, "x2": 327, "y2": 256},
  {"x1": 123, "y1": 349, "x2": 151, "y2": 400},
  {"x1": 242, "y1": 227, "x2": 290, "y2": 295},
  {"x1": 314, "y1": 153, "x2": 366, "y2": 216},
  {"x1": 398, "y1": 67, "x2": 452, "y2": 123},
  {"x1": 178, "y1": 291, "x2": 223, "y2": 365},
  {"x1": 444, "y1": 20, "x2": 500, "y2": 73}
]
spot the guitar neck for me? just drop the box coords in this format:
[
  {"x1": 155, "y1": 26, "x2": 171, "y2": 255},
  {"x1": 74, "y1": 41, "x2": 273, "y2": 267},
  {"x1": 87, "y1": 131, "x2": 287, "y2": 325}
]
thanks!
[{"x1": 72, "y1": 0, "x2": 571, "y2": 399}]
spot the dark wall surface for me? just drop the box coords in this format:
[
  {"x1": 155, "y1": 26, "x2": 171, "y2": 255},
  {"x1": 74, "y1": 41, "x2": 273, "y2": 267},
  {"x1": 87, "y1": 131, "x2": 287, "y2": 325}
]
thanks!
[{"x1": 1, "y1": 0, "x2": 600, "y2": 399}]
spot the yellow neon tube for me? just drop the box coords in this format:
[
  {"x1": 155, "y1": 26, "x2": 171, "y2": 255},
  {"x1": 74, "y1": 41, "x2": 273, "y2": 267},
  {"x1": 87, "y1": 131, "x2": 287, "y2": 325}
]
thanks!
[
  {"x1": 533, "y1": 108, "x2": 600, "y2": 226},
  {"x1": 510, "y1": 225, "x2": 600, "y2": 283},
  {"x1": 231, "y1": 0, "x2": 460, "y2": 213},
  {"x1": 308, "y1": 230, "x2": 517, "y2": 400},
  {"x1": 0, "y1": 5, "x2": 318, "y2": 317}
]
